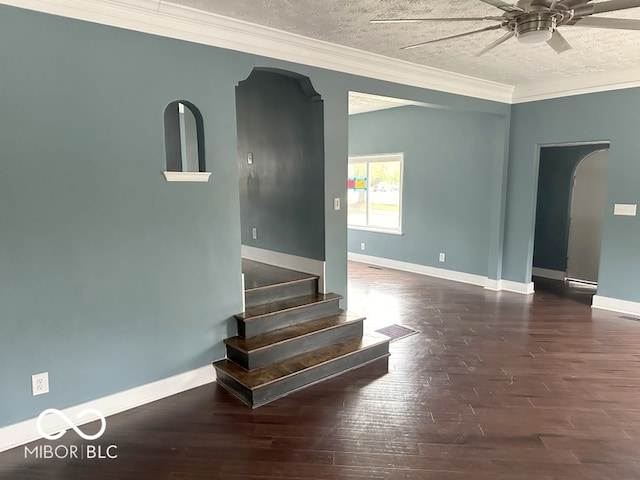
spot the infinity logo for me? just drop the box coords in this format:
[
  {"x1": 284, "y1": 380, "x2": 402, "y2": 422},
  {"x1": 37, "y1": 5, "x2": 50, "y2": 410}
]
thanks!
[{"x1": 36, "y1": 408, "x2": 107, "y2": 441}]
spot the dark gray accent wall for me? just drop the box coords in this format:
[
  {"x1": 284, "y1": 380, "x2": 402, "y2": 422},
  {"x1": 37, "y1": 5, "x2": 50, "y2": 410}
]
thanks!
[
  {"x1": 533, "y1": 144, "x2": 608, "y2": 272},
  {"x1": 236, "y1": 69, "x2": 325, "y2": 260},
  {"x1": 348, "y1": 106, "x2": 505, "y2": 277}
]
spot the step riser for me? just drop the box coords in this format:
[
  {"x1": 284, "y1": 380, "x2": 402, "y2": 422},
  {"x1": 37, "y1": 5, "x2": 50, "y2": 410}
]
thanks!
[
  {"x1": 215, "y1": 345, "x2": 389, "y2": 408},
  {"x1": 215, "y1": 370, "x2": 254, "y2": 407},
  {"x1": 245, "y1": 278, "x2": 318, "y2": 309},
  {"x1": 239, "y1": 299, "x2": 340, "y2": 338},
  {"x1": 227, "y1": 321, "x2": 364, "y2": 370}
]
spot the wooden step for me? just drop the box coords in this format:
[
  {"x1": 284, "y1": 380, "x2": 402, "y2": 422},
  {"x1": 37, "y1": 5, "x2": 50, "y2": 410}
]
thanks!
[
  {"x1": 213, "y1": 333, "x2": 390, "y2": 408},
  {"x1": 225, "y1": 311, "x2": 364, "y2": 370},
  {"x1": 245, "y1": 276, "x2": 318, "y2": 309},
  {"x1": 236, "y1": 293, "x2": 341, "y2": 338},
  {"x1": 243, "y1": 259, "x2": 319, "y2": 308}
]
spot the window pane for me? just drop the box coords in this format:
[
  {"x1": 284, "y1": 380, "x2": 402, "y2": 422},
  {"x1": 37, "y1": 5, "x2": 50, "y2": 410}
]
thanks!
[
  {"x1": 348, "y1": 162, "x2": 367, "y2": 226},
  {"x1": 368, "y1": 161, "x2": 400, "y2": 229}
]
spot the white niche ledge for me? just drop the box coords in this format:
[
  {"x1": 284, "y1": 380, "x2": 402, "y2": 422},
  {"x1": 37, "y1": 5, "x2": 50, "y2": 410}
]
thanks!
[{"x1": 163, "y1": 171, "x2": 212, "y2": 182}]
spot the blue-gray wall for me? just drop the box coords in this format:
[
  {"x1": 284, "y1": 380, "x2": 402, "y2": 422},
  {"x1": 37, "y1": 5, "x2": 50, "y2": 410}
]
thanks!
[
  {"x1": 0, "y1": 5, "x2": 509, "y2": 428},
  {"x1": 237, "y1": 69, "x2": 325, "y2": 260},
  {"x1": 348, "y1": 106, "x2": 507, "y2": 278},
  {"x1": 504, "y1": 91, "x2": 640, "y2": 302},
  {"x1": 0, "y1": 5, "x2": 246, "y2": 428},
  {"x1": 533, "y1": 144, "x2": 608, "y2": 272}
]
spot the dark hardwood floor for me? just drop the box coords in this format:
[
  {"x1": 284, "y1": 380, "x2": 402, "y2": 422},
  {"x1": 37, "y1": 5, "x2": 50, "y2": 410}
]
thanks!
[{"x1": 3, "y1": 262, "x2": 640, "y2": 479}]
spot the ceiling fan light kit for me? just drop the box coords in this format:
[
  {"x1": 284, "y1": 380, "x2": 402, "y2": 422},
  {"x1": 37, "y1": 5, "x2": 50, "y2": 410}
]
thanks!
[
  {"x1": 372, "y1": 0, "x2": 640, "y2": 55},
  {"x1": 515, "y1": 12, "x2": 556, "y2": 42}
]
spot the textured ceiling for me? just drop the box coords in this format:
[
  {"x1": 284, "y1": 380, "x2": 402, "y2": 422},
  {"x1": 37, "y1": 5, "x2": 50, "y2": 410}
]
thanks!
[
  {"x1": 348, "y1": 92, "x2": 433, "y2": 115},
  {"x1": 170, "y1": 0, "x2": 640, "y2": 86}
]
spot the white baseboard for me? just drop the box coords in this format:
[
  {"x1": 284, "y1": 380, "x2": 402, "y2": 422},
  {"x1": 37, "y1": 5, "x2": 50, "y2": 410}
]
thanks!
[
  {"x1": 348, "y1": 252, "x2": 486, "y2": 287},
  {"x1": 592, "y1": 295, "x2": 640, "y2": 316},
  {"x1": 532, "y1": 267, "x2": 566, "y2": 281},
  {"x1": 0, "y1": 364, "x2": 217, "y2": 453},
  {"x1": 499, "y1": 279, "x2": 535, "y2": 294},
  {"x1": 348, "y1": 253, "x2": 535, "y2": 294},
  {"x1": 483, "y1": 278, "x2": 502, "y2": 291},
  {"x1": 241, "y1": 273, "x2": 245, "y2": 312},
  {"x1": 242, "y1": 245, "x2": 326, "y2": 293},
  {"x1": 484, "y1": 278, "x2": 534, "y2": 294}
]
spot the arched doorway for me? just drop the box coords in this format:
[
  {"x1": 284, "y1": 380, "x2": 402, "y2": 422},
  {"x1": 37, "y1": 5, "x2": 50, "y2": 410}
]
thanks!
[
  {"x1": 235, "y1": 67, "x2": 326, "y2": 289},
  {"x1": 566, "y1": 149, "x2": 610, "y2": 284},
  {"x1": 532, "y1": 143, "x2": 610, "y2": 303}
]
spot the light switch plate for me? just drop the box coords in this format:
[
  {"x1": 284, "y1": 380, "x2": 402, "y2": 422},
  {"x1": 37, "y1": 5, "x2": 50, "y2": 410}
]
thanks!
[
  {"x1": 614, "y1": 203, "x2": 637, "y2": 216},
  {"x1": 333, "y1": 198, "x2": 340, "y2": 211}
]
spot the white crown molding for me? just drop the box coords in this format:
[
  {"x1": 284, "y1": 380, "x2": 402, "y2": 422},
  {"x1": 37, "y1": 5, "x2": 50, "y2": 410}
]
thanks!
[
  {"x1": 0, "y1": 364, "x2": 216, "y2": 453},
  {"x1": 593, "y1": 295, "x2": 640, "y2": 316},
  {"x1": 512, "y1": 67, "x2": 640, "y2": 104},
  {"x1": 1, "y1": 0, "x2": 514, "y2": 103},
  {"x1": 4, "y1": 1, "x2": 639, "y2": 105}
]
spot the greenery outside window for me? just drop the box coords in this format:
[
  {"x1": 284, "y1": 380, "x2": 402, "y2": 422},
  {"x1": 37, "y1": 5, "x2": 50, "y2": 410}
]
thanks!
[{"x1": 348, "y1": 153, "x2": 403, "y2": 234}]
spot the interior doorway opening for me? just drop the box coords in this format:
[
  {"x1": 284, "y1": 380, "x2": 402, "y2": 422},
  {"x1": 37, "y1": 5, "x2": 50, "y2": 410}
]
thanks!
[
  {"x1": 532, "y1": 143, "x2": 610, "y2": 302},
  {"x1": 235, "y1": 67, "x2": 325, "y2": 265},
  {"x1": 566, "y1": 149, "x2": 610, "y2": 284}
]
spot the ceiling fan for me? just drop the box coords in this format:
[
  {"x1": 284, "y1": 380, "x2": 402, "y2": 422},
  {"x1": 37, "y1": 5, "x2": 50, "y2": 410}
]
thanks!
[{"x1": 371, "y1": 0, "x2": 640, "y2": 55}]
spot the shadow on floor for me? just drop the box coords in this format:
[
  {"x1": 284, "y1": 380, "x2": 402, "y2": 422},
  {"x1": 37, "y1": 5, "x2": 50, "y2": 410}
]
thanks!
[{"x1": 532, "y1": 276, "x2": 596, "y2": 306}]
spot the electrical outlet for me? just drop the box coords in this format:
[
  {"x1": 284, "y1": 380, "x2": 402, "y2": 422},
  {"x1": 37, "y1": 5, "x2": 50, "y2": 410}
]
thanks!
[
  {"x1": 360, "y1": 243, "x2": 365, "y2": 251},
  {"x1": 439, "y1": 253, "x2": 446, "y2": 262},
  {"x1": 32, "y1": 372, "x2": 49, "y2": 396},
  {"x1": 252, "y1": 227, "x2": 257, "y2": 240},
  {"x1": 247, "y1": 152, "x2": 253, "y2": 165},
  {"x1": 333, "y1": 198, "x2": 340, "y2": 211}
]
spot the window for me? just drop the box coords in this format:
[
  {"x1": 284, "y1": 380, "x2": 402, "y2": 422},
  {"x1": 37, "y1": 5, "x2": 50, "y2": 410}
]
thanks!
[
  {"x1": 163, "y1": 100, "x2": 210, "y2": 182},
  {"x1": 348, "y1": 154, "x2": 403, "y2": 234}
]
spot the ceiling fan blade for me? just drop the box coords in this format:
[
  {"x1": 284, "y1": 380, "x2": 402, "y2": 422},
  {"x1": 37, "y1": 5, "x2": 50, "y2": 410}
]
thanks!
[
  {"x1": 546, "y1": 30, "x2": 573, "y2": 53},
  {"x1": 476, "y1": 31, "x2": 515, "y2": 56},
  {"x1": 558, "y1": 0, "x2": 591, "y2": 7},
  {"x1": 401, "y1": 25, "x2": 504, "y2": 49},
  {"x1": 574, "y1": 0, "x2": 640, "y2": 15},
  {"x1": 371, "y1": 17, "x2": 504, "y2": 24},
  {"x1": 478, "y1": 0, "x2": 524, "y2": 12},
  {"x1": 571, "y1": 16, "x2": 640, "y2": 29}
]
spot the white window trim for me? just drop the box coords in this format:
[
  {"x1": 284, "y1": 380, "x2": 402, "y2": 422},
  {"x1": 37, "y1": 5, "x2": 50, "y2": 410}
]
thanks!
[
  {"x1": 163, "y1": 171, "x2": 212, "y2": 182},
  {"x1": 348, "y1": 153, "x2": 403, "y2": 235},
  {"x1": 348, "y1": 225, "x2": 404, "y2": 236}
]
